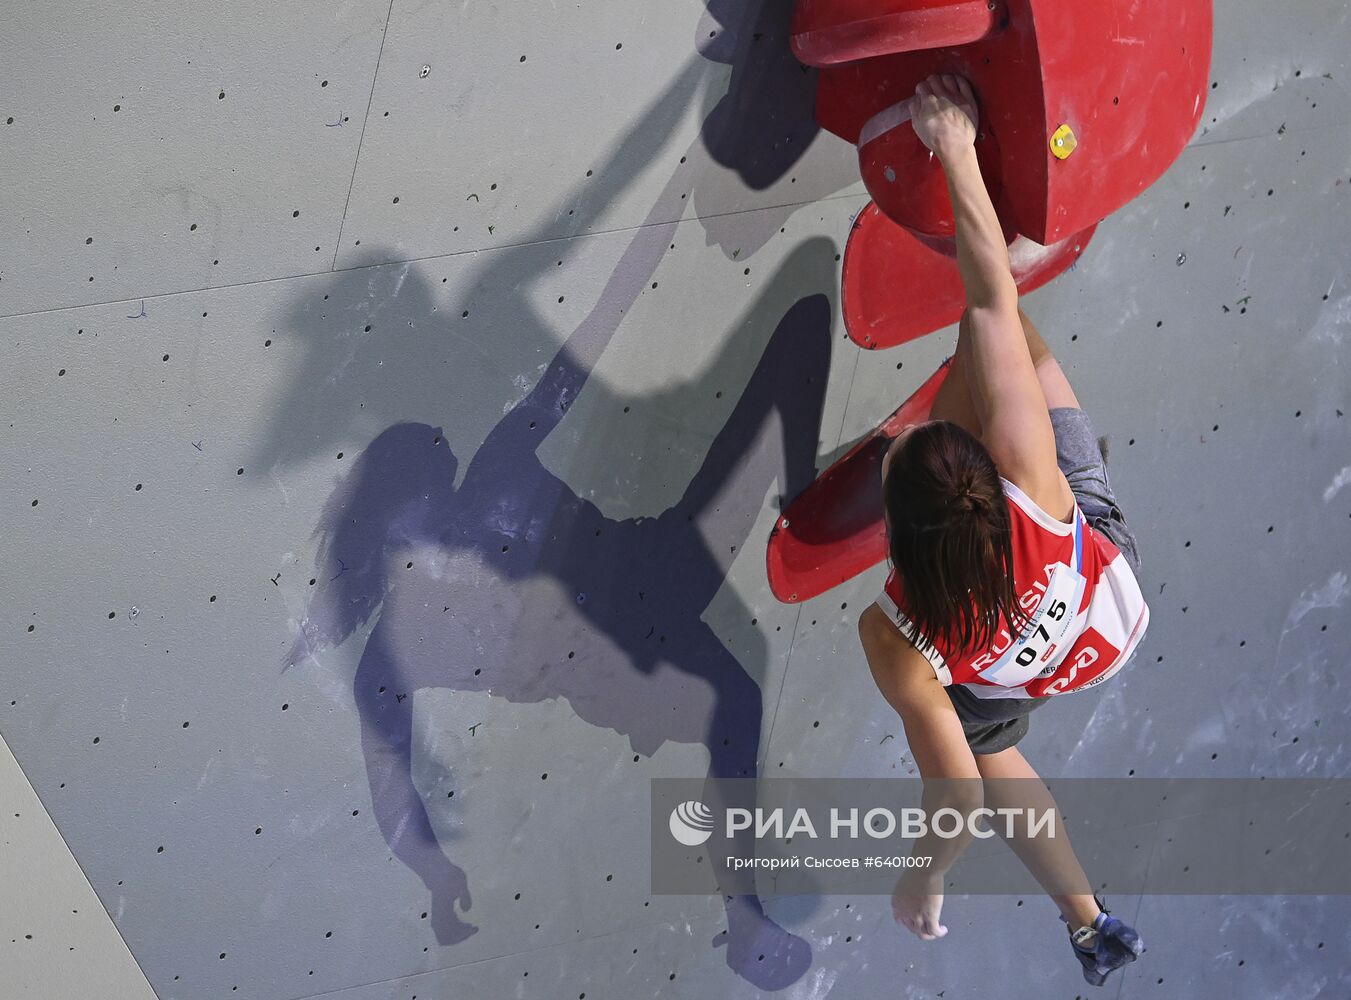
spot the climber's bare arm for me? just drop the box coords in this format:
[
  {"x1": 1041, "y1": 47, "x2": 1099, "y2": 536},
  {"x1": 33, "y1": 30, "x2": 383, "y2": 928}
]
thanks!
[
  {"x1": 911, "y1": 75, "x2": 1064, "y2": 505},
  {"x1": 859, "y1": 602, "x2": 988, "y2": 875},
  {"x1": 858, "y1": 604, "x2": 981, "y2": 784}
]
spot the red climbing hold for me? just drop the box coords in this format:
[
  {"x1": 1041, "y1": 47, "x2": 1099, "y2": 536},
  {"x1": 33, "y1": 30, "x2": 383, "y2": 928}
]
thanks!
[
  {"x1": 843, "y1": 204, "x2": 1096, "y2": 350},
  {"x1": 767, "y1": 361, "x2": 951, "y2": 603},
  {"x1": 804, "y1": 0, "x2": 1211, "y2": 246},
  {"x1": 791, "y1": 0, "x2": 999, "y2": 68}
]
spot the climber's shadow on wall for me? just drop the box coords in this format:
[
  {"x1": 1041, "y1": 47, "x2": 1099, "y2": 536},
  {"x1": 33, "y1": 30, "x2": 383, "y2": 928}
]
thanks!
[
  {"x1": 693, "y1": 0, "x2": 851, "y2": 258},
  {"x1": 255, "y1": 31, "x2": 839, "y2": 993},
  {"x1": 697, "y1": 0, "x2": 819, "y2": 186}
]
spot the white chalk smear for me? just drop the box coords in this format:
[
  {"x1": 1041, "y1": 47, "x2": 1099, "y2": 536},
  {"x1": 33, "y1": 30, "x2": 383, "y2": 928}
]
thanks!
[
  {"x1": 1270, "y1": 573, "x2": 1342, "y2": 710},
  {"x1": 1009, "y1": 234, "x2": 1071, "y2": 279},
  {"x1": 1313, "y1": 290, "x2": 1350, "y2": 346},
  {"x1": 1283, "y1": 571, "x2": 1348, "y2": 636},
  {"x1": 1179, "y1": 713, "x2": 1226, "y2": 759},
  {"x1": 1324, "y1": 466, "x2": 1351, "y2": 503},
  {"x1": 780, "y1": 964, "x2": 841, "y2": 1000}
]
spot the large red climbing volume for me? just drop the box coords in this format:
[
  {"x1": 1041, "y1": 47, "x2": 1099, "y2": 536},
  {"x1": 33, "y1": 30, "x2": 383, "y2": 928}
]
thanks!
[
  {"x1": 768, "y1": 0, "x2": 1210, "y2": 603},
  {"x1": 767, "y1": 362, "x2": 950, "y2": 603}
]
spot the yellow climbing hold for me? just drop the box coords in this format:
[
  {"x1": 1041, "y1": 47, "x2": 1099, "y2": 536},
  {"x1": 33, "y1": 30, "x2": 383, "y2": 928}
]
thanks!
[{"x1": 1051, "y1": 123, "x2": 1078, "y2": 159}]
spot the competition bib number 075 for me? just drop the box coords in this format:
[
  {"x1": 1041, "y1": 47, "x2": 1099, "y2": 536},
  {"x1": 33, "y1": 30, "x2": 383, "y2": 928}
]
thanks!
[{"x1": 975, "y1": 514, "x2": 1088, "y2": 688}]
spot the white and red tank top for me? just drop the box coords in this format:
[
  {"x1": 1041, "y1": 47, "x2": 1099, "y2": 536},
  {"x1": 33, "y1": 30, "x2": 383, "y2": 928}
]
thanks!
[{"x1": 876, "y1": 478, "x2": 1149, "y2": 699}]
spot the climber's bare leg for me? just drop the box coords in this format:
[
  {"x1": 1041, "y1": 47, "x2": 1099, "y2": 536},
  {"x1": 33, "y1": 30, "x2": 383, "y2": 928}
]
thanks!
[
  {"x1": 930, "y1": 306, "x2": 1082, "y2": 438},
  {"x1": 1016, "y1": 306, "x2": 1082, "y2": 410},
  {"x1": 971, "y1": 743, "x2": 1101, "y2": 930},
  {"x1": 927, "y1": 311, "x2": 984, "y2": 437}
]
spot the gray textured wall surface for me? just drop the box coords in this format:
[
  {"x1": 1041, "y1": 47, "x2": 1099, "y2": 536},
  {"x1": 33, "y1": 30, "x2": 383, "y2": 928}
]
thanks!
[{"x1": 2, "y1": 1, "x2": 1350, "y2": 998}]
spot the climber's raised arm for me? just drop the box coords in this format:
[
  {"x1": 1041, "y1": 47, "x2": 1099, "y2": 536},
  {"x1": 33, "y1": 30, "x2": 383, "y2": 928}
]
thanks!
[{"x1": 910, "y1": 75, "x2": 1060, "y2": 500}]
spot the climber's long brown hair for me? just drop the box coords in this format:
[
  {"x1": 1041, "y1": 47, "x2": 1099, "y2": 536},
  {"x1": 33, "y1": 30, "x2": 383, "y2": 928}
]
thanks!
[{"x1": 882, "y1": 421, "x2": 1029, "y2": 657}]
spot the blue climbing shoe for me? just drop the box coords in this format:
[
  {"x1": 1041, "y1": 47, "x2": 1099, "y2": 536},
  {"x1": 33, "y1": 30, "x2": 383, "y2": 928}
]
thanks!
[{"x1": 1064, "y1": 895, "x2": 1144, "y2": 987}]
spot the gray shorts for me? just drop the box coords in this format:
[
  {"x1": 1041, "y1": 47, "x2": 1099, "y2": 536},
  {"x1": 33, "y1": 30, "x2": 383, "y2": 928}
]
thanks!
[
  {"x1": 1049, "y1": 407, "x2": 1142, "y2": 578},
  {"x1": 947, "y1": 407, "x2": 1142, "y2": 754}
]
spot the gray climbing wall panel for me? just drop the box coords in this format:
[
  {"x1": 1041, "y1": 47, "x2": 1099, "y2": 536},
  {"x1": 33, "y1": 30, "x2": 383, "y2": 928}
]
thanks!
[{"x1": 1, "y1": 1, "x2": 1349, "y2": 999}]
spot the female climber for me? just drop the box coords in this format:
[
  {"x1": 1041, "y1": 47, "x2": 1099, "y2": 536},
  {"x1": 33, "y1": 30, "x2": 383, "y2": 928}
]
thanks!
[{"x1": 856, "y1": 74, "x2": 1149, "y2": 987}]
